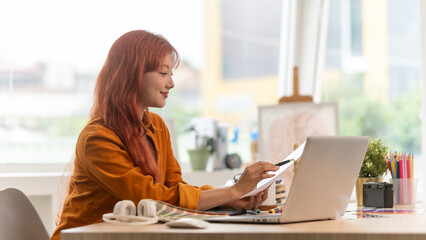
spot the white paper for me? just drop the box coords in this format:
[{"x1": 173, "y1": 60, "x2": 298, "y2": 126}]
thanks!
[{"x1": 241, "y1": 141, "x2": 306, "y2": 198}]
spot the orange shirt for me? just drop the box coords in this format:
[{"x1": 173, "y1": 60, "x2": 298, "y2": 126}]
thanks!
[{"x1": 51, "y1": 113, "x2": 212, "y2": 240}]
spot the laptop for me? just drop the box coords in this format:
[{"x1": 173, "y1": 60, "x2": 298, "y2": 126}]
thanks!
[{"x1": 207, "y1": 136, "x2": 369, "y2": 224}]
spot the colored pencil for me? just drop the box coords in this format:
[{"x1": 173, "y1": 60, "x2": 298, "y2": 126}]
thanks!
[
  {"x1": 396, "y1": 156, "x2": 400, "y2": 178},
  {"x1": 391, "y1": 155, "x2": 396, "y2": 178},
  {"x1": 384, "y1": 155, "x2": 392, "y2": 177}
]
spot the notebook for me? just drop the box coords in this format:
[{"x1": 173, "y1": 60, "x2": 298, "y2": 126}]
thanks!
[{"x1": 206, "y1": 136, "x2": 369, "y2": 224}]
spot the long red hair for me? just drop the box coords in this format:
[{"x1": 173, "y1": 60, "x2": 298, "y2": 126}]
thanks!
[{"x1": 91, "y1": 30, "x2": 179, "y2": 182}]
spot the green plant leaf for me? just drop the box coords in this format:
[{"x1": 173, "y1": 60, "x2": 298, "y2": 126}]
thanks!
[{"x1": 359, "y1": 138, "x2": 388, "y2": 177}]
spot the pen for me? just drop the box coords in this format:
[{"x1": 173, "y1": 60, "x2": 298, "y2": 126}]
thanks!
[{"x1": 275, "y1": 159, "x2": 294, "y2": 167}]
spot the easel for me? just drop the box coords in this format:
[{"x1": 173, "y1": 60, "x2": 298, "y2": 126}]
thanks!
[
  {"x1": 277, "y1": 66, "x2": 312, "y2": 172},
  {"x1": 278, "y1": 67, "x2": 313, "y2": 103}
]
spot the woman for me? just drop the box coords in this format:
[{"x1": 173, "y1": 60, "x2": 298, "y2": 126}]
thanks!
[{"x1": 51, "y1": 30, "x2": 278, "y2": 240}]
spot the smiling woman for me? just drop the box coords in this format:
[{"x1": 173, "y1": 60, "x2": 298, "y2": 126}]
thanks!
[{"x1": 89, "y1": 30, "x2": 180, "y2": 182}]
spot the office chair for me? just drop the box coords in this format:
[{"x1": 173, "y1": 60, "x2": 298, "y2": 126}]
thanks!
[{"x1": 0, "y1": 188, "x2": 50, "y2": 240}]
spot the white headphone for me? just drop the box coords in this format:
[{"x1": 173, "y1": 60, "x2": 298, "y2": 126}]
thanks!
[{"x1": 102, "y1": 199, "x2": 158, "y2": 225}]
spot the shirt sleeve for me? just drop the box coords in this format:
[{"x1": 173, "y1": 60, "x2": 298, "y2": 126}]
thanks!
[{"x1": 80, "y1": 125, "x2": 203, "y2": 209}]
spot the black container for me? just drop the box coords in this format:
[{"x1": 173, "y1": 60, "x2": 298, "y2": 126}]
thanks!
[{"x1": 363, "y1": 182, "x2": 394, "y2": 208}]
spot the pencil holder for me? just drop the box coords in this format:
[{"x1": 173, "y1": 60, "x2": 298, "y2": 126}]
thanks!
[{"x1": 390, "y1": 178, "x2": 418, "y2": 206}]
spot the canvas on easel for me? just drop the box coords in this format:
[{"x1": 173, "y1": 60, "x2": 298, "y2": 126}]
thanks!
[{"x1": 259, "y1": 102, "x2": 338, "y2": 165}]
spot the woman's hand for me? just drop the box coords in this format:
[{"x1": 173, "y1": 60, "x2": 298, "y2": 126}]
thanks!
[
  {"x1": 225, "y1": 187, "x2": 270, "y2": 210},
  {"x1": 231, "y1": 161, "x2": 278, "y2": 197},
  {"x1": 196, "y1": 161, "x2": 278, "y2": 211}
]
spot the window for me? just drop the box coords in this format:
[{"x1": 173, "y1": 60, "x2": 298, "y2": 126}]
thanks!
[
  {"x1": 1, "y1": 0, "x2": 283, "y2": 169},
  {"x1": 221, "y1": 0, "x2": 282, "y2": 79},
  {"x1": 322, "y1": 0, "x2": 421, "y2": 172}
]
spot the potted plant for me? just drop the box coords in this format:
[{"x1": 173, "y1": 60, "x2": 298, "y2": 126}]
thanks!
[
  {"x1": 356, "y1": 138, "x2": 389, "y2": 205},
  {"x1": 187, "y1": 137, "x2": 215, "y2": 171}
]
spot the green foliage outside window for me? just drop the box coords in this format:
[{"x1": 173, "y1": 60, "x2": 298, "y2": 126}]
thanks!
[{"x1": 322, "y1": 74, "x2": 421, "y2": 156}]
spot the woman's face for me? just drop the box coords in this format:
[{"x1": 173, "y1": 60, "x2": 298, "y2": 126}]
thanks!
[{"x1": 141, "y1": 54, "x2": 175, "y2": 111}]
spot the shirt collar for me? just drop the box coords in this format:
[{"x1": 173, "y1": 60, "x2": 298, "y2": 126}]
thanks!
[{"x1": 143, "y1": 112, "x2": 162, "y2": 133}]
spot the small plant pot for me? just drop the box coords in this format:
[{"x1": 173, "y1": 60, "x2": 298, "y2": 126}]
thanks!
[{"x1": 188, "y1": 148, "x2": 210, "y2": 171}]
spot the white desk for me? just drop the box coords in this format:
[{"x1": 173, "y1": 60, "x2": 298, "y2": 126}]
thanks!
[{"x1": 61, "y1": 206, "x2": 426, "y2": 240}]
